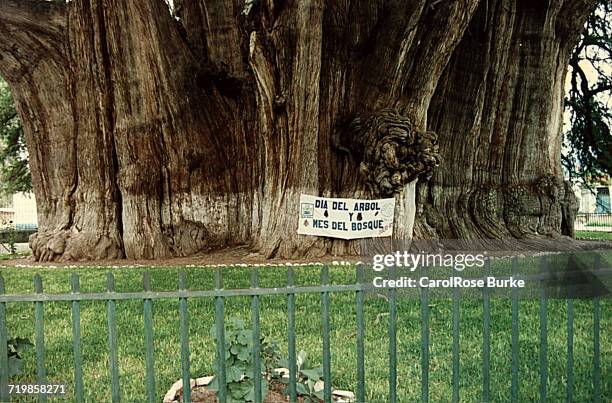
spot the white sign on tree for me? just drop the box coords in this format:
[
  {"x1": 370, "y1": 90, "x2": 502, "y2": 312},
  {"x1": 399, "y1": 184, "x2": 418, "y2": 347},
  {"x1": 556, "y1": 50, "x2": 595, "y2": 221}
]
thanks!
[{"x1": 297, "y1": 194, "x2": 395, "y2": 240}]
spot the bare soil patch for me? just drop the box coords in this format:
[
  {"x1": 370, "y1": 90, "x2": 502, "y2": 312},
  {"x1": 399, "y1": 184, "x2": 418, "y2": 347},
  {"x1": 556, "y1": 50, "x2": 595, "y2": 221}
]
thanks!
[
  {"x1": 2, "y1": 240, "x2": 610, "y2": 268},
  {"x1": 0, "y1": 245, "x2": 359, "y2": 267},
  {"x1": 176, "y1": 381, "x2": 317, "y2": 403}
]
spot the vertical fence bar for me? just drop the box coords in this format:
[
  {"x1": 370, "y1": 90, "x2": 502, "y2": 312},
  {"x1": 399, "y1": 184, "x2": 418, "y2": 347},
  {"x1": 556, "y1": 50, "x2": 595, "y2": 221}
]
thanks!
[
  {"x1": 287, "y1": 267, "x2": 297, "y2": 402},
  {"x1": 593, "y1": 254, "x2": 601, "y2": 403},
  {"x1": 321, "y1": 266, "x2": 332, "y2": 403},
  {"x1": 179, "y1": 271, "x2": 191, "y2": 403},
  {"x1": 539, "y1": 258, "x2": 547, "y2": 403},
  {"x1": 71, "y1": 274, "x2": 84, "y2": 403},
  {"x1": 510, "y1": 258, "x2": 519, "y2": 402},
  {"x1": 34, "y1": 274, "x2": 47, "y2": 403},
  {"x1": 421, "y1": 266, "x2": 429, "y2": 403},
  {"x1": 215, "y1": 268, "x2": 227, "y2": 403},
  {"x1": 143, "y1": 272, "x2": 156, "y2": 403},
  {"x1": 452, "y1": 286, "x2": 460, "y2": 403},
  {"x1": 251, "y1": 269, "x2": 262, "y2": 403},
  {"x1": 0, "y1": 275, "x2": 9, "y2": 402},
  {"x1": 355, "y1": 265, "x2": 366, "y2": 403},
  {"x1": 482, "y1": 260, "x2": 490, "y2": 403},
  {"x1": 388, "y1": 266, "x2": 397, "y2": 403},
  {"x1": 106, "y1": 273, "x2": 120, "y2": 403},
  {"x1": 567, "y1": 283, "x2": 574, "y2": 403}
]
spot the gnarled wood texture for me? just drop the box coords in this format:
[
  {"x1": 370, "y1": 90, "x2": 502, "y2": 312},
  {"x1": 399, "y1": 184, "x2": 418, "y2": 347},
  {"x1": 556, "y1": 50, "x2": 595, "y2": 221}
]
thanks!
[
  {"x1": 0, "y1": 0, "x2": 593, "y2": 261},
  {"x1": 419, "y1": 0, "x2": 591, "y2": 242}
]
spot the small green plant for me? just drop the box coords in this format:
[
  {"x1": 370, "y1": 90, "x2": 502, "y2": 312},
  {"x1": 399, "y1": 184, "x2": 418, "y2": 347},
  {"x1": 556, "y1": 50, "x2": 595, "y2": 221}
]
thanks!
[
  {"x1": 261, "y1": 338, "x2": 282, "y2": 377},
  {"x1": 279, "y1": 350, "x2": 325, "y2": 402},
  {"x1": 7, "y1": 336, "x2": 34, "y2": 377},
  {"x1": 0, "y1": 216, "x2": 16, "y2": 255},
  {"x1": 208, "y1": 318, "x2": 280, "y2": 402}
]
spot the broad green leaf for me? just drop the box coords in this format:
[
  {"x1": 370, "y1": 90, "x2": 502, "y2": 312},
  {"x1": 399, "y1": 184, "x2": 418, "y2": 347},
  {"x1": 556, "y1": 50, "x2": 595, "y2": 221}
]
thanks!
[
  {"x1": 301, "y1": 369, "x2": 322, "y2": 382},
  {"x1": 207, "y1": 376, "x2": 219, "y2": 391},
  {"x1": 237, "y1": 332, "x2": 248, "y2": 345},
  {"x1": 228, "y1": 366, "x2": 244, "y2": 382},
  {"x1": 296, "y1": 382, "x2": 308, "y2": 395},
  {"x1": 8, "y1": 355, "x2": 23, "y2": 377},
  {"x1": 230, "y1": 344, "x2": 241, "y2": 355},
  {"x1": 237, "y1": 347, "x2": 250, "y2": 361}
]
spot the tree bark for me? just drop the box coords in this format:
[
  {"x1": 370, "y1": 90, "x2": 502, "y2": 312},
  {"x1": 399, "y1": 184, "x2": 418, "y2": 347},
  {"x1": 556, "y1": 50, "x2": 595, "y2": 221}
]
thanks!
[
  {"x1": 0, "y1": 0, "x2": 124, "y2": 261},
  {"x1": 418, "y1": 0, "x2": 592, "y2": 242},
  {"x1": 0, "y1": 0, "x2": 593, "y2": 261}
]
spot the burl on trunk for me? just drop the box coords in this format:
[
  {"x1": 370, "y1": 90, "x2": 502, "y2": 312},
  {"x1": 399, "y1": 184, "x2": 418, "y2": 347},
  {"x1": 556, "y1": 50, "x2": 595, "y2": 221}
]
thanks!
[{"x1": 0, "y1": 0, "x2": 592, "y2": 261}]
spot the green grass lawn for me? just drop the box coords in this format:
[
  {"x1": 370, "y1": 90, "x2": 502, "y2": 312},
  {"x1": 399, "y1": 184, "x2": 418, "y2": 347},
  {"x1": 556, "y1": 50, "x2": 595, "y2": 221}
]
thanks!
[
  {"x1": 576, "y1": 231, "x2": 612, "y2": 241},
  {"x1": 0, "y1": 263, "x2": 610, "y2": 402},
  {"x1": 0, "y1": 252, "x2": 30, "y2": 261}
]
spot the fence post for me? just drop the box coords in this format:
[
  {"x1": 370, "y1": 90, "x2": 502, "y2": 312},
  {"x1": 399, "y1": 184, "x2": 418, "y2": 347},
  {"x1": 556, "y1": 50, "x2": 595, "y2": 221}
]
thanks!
[
  {"x1": 179, "y1": 271, "x2": 191, "y2": 403},
  {"x1": 567, "y1": 277, "x2": 574, "y2": 403},
  {"x1": 388, "y1": 265, "x2": 397, "y2": 403},
  {"x1": 34, "y1": 274, "x2": 47, "y2": 403},
  {"x1": 287, "y1": 266, "x2": 297, "y2": 402},
  {"x1": 71, "y1": 274, "x2": 84, "y2": 403},
  {"x1": 106, "y1": 273, "x2": 120, "y2": 403},
  {"x1": 593, "y1": 254, "x2": 601, "y2": 402},
  {"x1": 143, "y1": 272, "x2": 156, "y2": 403},
  {"x1": 510, "y1": 258, "x2": 519, "y2": 403},
  {"x1": 0, "y1": 275, "x2": 8, "y2": 401},
  {"x1": 321, "y1": 266, "x2": 332, "y2": 403},
  {"x1": 482, "y1": 259, "x2": 490, "y2": 403},
  {"x1": 251, "y1": 269, "x2": 262, "y2": 403},
  {"x1": 355, "y1": 265, "x2": 365, "y2": 403},
  {"x1": 539, "y1": 258, "x2": 548, "y2": 403},
  {"x1": 421, "y1": 265, "x2": 429, "y2": 403},
  {"x1": 214, "y1": 268, "x2": 227, "y2": 403},
  {"x1": 452, "y1": 286, "x2": 460, "y2": 403}
]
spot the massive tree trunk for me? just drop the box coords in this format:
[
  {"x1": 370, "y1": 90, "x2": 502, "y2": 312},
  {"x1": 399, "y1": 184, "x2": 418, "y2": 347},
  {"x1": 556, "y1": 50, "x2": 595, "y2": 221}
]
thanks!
[
  {"x1": 418, "y1": 0, "x2": 593, "y2": 241},
  {"x1": 0, "y1": 0, "x2": 593, "y2": 261}
]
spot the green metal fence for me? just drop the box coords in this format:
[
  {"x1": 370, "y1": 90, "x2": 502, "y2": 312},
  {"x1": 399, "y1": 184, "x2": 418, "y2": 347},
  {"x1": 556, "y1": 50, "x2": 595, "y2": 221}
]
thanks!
[{"x1": 0, "y1": 258, "x2": 607, "y2": 403}]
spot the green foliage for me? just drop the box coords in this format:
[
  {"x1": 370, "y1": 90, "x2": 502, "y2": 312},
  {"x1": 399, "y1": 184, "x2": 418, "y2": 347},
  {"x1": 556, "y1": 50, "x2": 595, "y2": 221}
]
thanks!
[
  {"x1": 0, "y1": 79, "x2": 30, "y2": 197},
  {"x1": 563, "y1": 0, "x2": 612, "y2": 181},
  {"x1": 0, "y1": 214, "x2": 16, "y2": 254},
  {"x1": 278, "y1": 350, "x2": 325, "y2": 402},
  {"x1": 261, "y1": 337, "x2": 282, "y2": 377},
  {"x1": 208, "y1": 318, "x2": 280, "y2": 402},
  {"x1": 207, "y1": 318, "x2": 326, "y2": 402},
  {"x1": 7, "y1": 336, "x2": 34, "y2": 377}
]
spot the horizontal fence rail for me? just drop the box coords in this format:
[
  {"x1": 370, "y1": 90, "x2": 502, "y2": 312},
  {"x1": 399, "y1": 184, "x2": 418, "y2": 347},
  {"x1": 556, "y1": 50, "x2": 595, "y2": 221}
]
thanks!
[
  {"x1": 2, "y1": 267, "x2": 612, "y2": 303},
  {"x1": 0, "y1": 258, "x2": 608, "y2": 402}
]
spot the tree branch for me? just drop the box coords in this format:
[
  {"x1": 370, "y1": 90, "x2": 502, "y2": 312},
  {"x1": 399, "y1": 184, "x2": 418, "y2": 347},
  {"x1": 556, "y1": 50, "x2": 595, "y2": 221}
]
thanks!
[
  {"x1": 569, "y1": 55, "x2": 591, "y2": 97},
  {"x1": 557, "y1": 0, "x2": 598, "y2": 42},
  {"x1": 0, "y1": 0, "x2": 67, "y2": 81},
  {"x1": 0, "y1": 0, "x2": 66, "y2": 31},
  {"x1": 586, "y1": 83, "x2": 612, "y2": 97}
]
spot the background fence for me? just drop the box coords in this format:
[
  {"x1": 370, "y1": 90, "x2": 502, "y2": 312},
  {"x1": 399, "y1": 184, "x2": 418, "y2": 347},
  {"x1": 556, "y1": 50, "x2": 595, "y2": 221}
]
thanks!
[
  {"x1": 576, "y1": 213, "x2": 612, "y2": 230},
  {"x1": 0, "y1": 258, "x2": 608, "y2": 402}
]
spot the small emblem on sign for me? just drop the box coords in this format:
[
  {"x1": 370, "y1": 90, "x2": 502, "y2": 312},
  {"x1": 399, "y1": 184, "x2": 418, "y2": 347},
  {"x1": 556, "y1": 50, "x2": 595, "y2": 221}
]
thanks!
[{"x1": 301, "y1": 203, "x2": 314, "y2": 218}]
